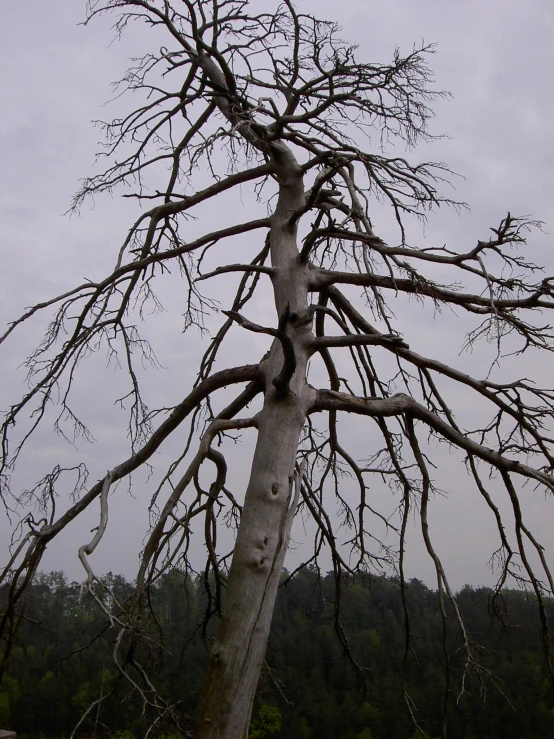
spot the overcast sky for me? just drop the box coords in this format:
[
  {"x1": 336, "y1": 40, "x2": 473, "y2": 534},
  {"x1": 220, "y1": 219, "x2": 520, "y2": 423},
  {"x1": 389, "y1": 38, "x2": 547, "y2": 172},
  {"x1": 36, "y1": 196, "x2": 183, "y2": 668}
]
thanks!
[{"x1": 1, "y1": 0, "x2": 554, "y2": 591}]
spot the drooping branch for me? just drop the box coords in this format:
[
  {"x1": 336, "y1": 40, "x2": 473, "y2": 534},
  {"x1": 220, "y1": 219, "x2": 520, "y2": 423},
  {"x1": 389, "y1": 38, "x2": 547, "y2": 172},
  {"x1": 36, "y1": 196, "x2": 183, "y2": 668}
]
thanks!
[
  {"x1": 0, "y1": 364, "x2": 262, "y2": 593},
  {"x1": 312, "y1": 389, "x2": 554, "y2": 491},
  {"x1": 326, "y1": 285, "x2": 554, "y2": 468},
  {"x1": 137, "y1": 415, "x2": 259, "y2": 604},
  {"x1": 313, "y1": 264, "x2": 554, "y2": 313}
]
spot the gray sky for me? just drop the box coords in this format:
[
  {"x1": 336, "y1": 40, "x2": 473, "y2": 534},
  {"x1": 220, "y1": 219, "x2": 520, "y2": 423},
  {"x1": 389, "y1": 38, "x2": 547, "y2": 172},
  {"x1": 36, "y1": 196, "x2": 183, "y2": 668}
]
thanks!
[{"x1": 1, "y1": 0, "x2": 554, "y2": 591}]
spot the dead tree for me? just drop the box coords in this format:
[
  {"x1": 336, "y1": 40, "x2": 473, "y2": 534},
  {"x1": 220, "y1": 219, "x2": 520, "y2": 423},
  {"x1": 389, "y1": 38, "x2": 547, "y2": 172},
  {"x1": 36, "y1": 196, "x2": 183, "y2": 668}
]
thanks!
[{"x1": 1, "y1": 1, "x2": 554, "y2": 737}]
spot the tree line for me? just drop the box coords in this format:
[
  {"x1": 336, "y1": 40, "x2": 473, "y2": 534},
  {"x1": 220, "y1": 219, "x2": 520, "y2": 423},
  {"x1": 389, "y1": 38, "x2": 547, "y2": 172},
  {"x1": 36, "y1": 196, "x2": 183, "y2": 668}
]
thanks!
[{"x1": 1, "y1": 567, "x2": 553, "y2": 739}]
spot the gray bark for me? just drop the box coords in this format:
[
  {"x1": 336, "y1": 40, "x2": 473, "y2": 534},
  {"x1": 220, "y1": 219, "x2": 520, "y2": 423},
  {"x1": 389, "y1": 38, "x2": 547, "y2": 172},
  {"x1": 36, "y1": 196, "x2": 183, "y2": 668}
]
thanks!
[{"x1": 194, "y1": 146, "x2": 314, "y2": 738}]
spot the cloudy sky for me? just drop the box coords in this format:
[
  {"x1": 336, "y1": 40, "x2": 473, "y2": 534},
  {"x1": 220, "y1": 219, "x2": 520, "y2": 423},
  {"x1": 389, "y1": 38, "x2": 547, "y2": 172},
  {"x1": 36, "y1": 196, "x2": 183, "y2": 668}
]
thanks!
[{"x1": 1, "y1": 0, "x2": 554, "y2": 591}]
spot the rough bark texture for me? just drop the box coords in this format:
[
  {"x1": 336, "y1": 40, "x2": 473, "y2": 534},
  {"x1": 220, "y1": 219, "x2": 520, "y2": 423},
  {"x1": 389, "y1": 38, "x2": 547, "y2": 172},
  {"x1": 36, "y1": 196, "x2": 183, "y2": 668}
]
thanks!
[
  {"x1": 194, "y1": 146, "x2": 312, "y2": 739},
  {"x1": 194, "y1": 393, "x2": 307, "y2": 738}
]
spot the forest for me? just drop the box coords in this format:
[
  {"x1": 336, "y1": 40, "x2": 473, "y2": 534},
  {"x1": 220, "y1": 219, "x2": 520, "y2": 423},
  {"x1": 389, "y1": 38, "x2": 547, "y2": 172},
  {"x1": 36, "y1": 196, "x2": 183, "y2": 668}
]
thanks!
[{"x1": 1, "y1": 567, "x2": 553, "y2": 739}]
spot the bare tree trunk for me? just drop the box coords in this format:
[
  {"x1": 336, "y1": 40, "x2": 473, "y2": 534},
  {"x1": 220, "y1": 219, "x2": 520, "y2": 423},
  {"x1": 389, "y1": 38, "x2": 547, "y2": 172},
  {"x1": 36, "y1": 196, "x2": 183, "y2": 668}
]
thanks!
[
  {"x1": 194, "y1": 149, "x2": 312, "y2": 738},
  {"x1": 194, "y1": 395, "x2": 306, "y2": 738}
]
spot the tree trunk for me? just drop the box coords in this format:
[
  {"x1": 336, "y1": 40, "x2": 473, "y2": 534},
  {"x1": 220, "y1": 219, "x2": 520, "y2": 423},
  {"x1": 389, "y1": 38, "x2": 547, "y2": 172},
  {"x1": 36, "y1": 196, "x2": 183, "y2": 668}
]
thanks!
[{"x1": 194, "y1": 147, "x2": 312, "y2": 738}]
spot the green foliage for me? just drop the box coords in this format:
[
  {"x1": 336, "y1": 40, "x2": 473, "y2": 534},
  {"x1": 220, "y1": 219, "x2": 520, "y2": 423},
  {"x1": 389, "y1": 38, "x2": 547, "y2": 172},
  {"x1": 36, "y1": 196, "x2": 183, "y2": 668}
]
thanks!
[
  {"x1": 360, "y1": 702, "x2": 379, "y2": 723},
  {"x1": 0, "y1": 691, "x2": 9, "y2": 722},
  {"x1": 72, "y1": 681, "x2": 92, "y2": 713},
  {"x1": 250, "y1": 704, "x2": 282, "y2": 738},
  {"x1": 109, "y1": 730, "x2": 136, "y2": 739},
  {"x1": 298, "y1": 717, "x2": 313, "y2": 739},
  {"x1": 0, "y1": 675, "x2": 20, "y2": 724},
  {"x1": 1, "y1": 568, "x2": 553, "y2": 738}
]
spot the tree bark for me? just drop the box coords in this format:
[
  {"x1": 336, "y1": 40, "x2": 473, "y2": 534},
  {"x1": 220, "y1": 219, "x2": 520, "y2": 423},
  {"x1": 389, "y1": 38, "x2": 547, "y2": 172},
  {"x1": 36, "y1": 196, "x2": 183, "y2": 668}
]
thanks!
[{"x1": 194, "y1": 146, "x2": 313, "y2": 738}]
